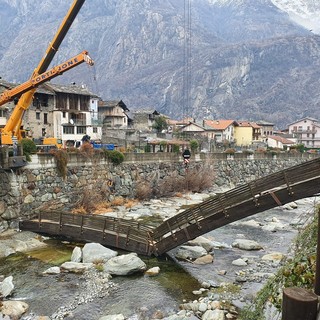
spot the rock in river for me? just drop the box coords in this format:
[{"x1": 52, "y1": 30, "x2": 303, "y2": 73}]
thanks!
[{"x1": 103, "y1": 252, "x2": 146, "y2": 275}]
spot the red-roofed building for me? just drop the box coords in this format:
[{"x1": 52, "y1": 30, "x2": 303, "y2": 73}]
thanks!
[
  {"x1": 267, "y1": 135, "x2": 295, "y2": 150},
  {"x1": 203, "y1": 119, "x2": 236, "y2": 143}
]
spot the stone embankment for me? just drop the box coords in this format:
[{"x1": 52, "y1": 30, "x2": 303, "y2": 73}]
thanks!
[{"x1": 0, "y1": 152, "x2": 313, "y2": 230}]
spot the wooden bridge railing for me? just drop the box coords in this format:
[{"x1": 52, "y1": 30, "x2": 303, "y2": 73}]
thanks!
[
  {"x1": 19, "y1": 157, "x2": 320, "y2": 256},
  {"x1": 151, "y1": 157, "x2": 320, "y2": 241},
  {"x1": 21, "y1": 210, "x2": 156, "y2": 255}
]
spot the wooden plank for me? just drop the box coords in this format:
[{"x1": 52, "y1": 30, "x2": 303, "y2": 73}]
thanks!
[
  {"x1": 19, "y1": 158, "x2": 320, "y2": 257},
  {"x1": 154, "y1": 176, "x2": 320, "y2": 255}
]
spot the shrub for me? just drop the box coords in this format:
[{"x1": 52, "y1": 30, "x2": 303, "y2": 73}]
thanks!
[
  {"x1": 224, "y1": 148, "x2": 235, "y2": 154},
  {"x1": 52, "y1": 149, "x2": 68, "y2": 179},
  {"x1": 159, "y1": 141, "x2": 167, "y2": 152},
  {"x1": 172, "y1": 144, "x2": 180, "y2": 153},
  {"x1": 135, "y1": 164, "x2": 215, "y2": 199},
  {"x1": 135, "y1": 179, "x2": 153, "y2": 200},
  {"x1": 79, "y1": 142, "x2": 94, "y2": 157},
  {"x1": 21, "y1": 138, "x2": 37, "y2": 161},
  {"x1": 105, "y1": 150, "x2": 124, "y2": 165},
  {"x1": 243, "y1": 149, "x2": 253, "y2": 155},
  {"x1": 189, "y1": 140, "x2": 199, "y2": 153}
]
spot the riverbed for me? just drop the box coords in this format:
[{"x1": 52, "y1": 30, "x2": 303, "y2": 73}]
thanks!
[{"x1": 0, "y1": 194, "x2": 318, "y2": 319}]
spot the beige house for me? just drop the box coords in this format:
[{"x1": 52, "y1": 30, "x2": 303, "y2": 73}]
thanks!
[
  {"x1": 267, "y1": 135, "x2": 295, "y2": 150},
  {"x1": 203, "y1": 119, "x2": 236, "y2": 143},
  {"x1": 0, "y1": 79, "x2": 19, "y2": 128},
  {"x1": 178, "y1": 122, "x2": 206, "y2": 136}
]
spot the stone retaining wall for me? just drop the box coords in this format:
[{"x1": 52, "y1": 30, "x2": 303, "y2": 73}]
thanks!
[{"x1": 0, "y1": 153, "x2": 316, "y2": 230}]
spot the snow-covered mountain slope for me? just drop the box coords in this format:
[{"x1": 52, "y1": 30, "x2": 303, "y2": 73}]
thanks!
[{"x1": 271, "y1": 0, "x2": 320, "y2": 34}]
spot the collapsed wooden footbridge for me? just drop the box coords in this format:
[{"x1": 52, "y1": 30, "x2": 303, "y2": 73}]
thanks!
[{"x1": 19, "y1": 157, "x2": 320, "y2": 256}]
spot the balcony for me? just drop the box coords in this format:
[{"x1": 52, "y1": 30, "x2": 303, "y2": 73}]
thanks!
[{"x1": 292, "y1": 129, "x2": 317, "y2": 134}]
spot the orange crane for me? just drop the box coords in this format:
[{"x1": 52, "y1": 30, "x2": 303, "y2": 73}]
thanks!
[
  {"x1": 0, "y1": 51, "x2": 93, "y2": 107},
  {"x1": 0, "y1": 0, "x2": 86, "y2": 146}
]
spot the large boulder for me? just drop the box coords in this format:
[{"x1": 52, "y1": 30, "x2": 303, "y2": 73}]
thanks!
[
  {"x1": 71, "y1": 246, "x2": 82, "y2": 262},
  {"x1": 187, "y1": 236, "x2": 215, "y2": 252},
  {"x1": 1, "y1": 301, "x2": 28, "y2": 319},
  {"x1": 175, "y1": 245, "x2": 207, "y2": 260},
  {"x1": 60, "y1": 262, "x2": 93, "y2": 273},
  {"x1": 0, "y1": 276, "x2": 14, "y2": 297},
  {"x1": 232, "y1": 239, "x2": 262, "y2": 251},
  {"x1": 103, "y1": 253, "x2": 146, "y2": 275},
  {"x1": 82, "y1": 243, "x2": 117, "y2": 263}
]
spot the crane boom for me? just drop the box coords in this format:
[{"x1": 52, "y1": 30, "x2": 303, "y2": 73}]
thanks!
[
  {"x1": 35, "y1": 0, "x2": 85, "y2": 75},
  {"x1": 0, "y1": 0, "x2": 87, "y2": 145},
  {"x1": 0, "y1": 51, "x2": 94, "y2": 107}
]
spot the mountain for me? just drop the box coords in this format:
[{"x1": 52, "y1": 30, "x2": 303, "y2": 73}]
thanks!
[{"x1": 0, "y1": 0, "x2": 320, "y2": 129}]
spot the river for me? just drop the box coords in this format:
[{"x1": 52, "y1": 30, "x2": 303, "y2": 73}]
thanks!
[{"x1": 0, "y1": 194, "x2": 318, "y2": 319}]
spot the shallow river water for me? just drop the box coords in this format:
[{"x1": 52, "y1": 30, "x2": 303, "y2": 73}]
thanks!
[
  {"x1": 0, "y1": 196, "x2": 318, "y2": 319},
  {"x1": 0, "y1": 241, "x2": 201, "y2": 319}
]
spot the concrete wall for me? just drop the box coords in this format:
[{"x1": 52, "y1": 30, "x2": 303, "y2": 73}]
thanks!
[{"x1": 0, "y1": 152, "x2": 317, "y2": 230}]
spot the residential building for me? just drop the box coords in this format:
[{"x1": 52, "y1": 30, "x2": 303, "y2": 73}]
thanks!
[
  {"x1": 234, "y1": 121, "x2": 261, "y2": 147},
  {"x1": 287, "y1": 117, "x2": 320, "y2": 148},
  {"x1": 0, "y1": 79, "x2": 100, "y2": 146},
  {"x1": 98, "y1": 100, "x2": 131, "y2": 129},
  {"x1": 203, "y1": 120, "x2": 236, "y2": 143},
  {"x1": 132, "y1": 109, "x2": 160, "y2": 131},
  {"x1": 256, "y1": 120, "x2": 275, "y2": 138},
  {"x1": 266, "y1": 135, "x2": 295, "y2": 150},
  {"x1": 177, "y1": 122, "x2": 206, "y2": 136}
]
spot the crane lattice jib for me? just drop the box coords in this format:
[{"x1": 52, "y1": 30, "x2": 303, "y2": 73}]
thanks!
[
  {"x1": 1, "y1": 0, "x2": 86, "y2": 142},
  {"x1": 35, "y1": 0, "x2": 86, "y2": 75}
]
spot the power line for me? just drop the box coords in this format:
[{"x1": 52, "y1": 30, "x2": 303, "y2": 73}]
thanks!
[{"x1": 183, "y1": 0, "x2": 192, "y2": 121}]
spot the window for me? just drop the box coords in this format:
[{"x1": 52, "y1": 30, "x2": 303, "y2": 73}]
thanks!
[
  {"x1": 63, "y1": 126, "x2": 75, "y2": 134},
  {"x1": 44, "y1": 113, "x2": 48, "y2": 124},
  {"x1": 77, "y1": 126, "x2": 86, "y2": 134},
  {"x1": 63, "y1": 112, "x2": 66, "y2": 118},
  {"x1": 69, "y1": 94, "x2": 78, "y2": 110},
  {"x1": 93, "y1": 127, "x2": 97, "y2": 133},
  {"x1": 36, "y1": 112, "x2": 40, "y2": 120}
]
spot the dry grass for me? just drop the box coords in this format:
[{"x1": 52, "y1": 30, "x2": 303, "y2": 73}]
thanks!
[
  {"x1": 135, "y1": 164, "x2": 215, "y2": 200},
  {"x1": 124, "y1": 199, "x2": 139, "y2": 208},
  {"x1": 174, "y1": 192, "x2": 184, "y2": 198},
  {"x1": 70, "y1": 164, "x2": 215, "y2": 211},
  {"x1": 111, "y1": 197, "x2": 125, "y2": 206},
  {"x1": 71, "y1": 206, "x2": 87, "y2": 215},
  {"x1": 135, "y1": 179, "x2": 154, "y2": 200},
  {"x1": 71, "y1": 190, "x2": 138, "y2": 215},
  {"x1": 79, "y1": 142, "x2": 94, "y2": 157}
]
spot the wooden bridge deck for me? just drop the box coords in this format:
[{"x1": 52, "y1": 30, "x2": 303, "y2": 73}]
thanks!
[{"x1": 19, "y1": 158, "x2": 320, "y2": 256}]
